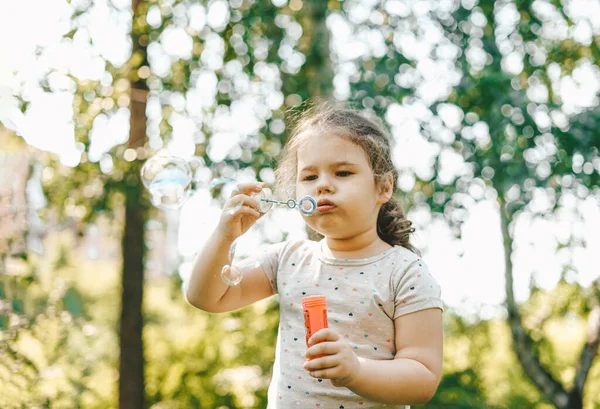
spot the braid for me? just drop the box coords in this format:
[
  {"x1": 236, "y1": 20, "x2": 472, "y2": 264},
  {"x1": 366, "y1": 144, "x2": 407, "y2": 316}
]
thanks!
[{"x1": 377, "y1": 198, "x2": 420, "y2": 256}]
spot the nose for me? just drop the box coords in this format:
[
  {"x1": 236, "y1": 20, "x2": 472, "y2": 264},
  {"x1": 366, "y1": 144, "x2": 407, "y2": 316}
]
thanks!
[{"x1": 315, "y1": 175, "x2": 334, "y2": 195}]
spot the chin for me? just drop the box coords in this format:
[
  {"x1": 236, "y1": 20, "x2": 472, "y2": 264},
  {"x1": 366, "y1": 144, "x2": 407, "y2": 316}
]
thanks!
[
  {"x1": 303, "y1": 221, "x2": 329, "y2": 237},
  {"x1": 311, "y1": 225, "x2": 347, "y2": 239}
]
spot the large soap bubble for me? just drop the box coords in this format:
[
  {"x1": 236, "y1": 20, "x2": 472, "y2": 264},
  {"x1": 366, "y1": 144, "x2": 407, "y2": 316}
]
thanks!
[{"x1": 141, "y1": 155, "x2": 192, "y2": 210}]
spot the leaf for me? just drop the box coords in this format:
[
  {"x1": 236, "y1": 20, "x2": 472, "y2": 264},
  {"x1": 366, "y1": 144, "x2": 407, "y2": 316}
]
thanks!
[
  {"x1": 64, "y1": 28, "x2": 77, "y2": 39},
  {"x1": 11, "y1": 299, "x2": 23, "y2": 314},
  {"x1": 62, "y1": 287, "x2": 84, "y2": 317}
]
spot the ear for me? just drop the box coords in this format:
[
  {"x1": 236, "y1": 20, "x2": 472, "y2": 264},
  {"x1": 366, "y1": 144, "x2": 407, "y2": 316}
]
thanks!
[{"x1": 377, "y1": 173, "x2": 394, "y2": 204}]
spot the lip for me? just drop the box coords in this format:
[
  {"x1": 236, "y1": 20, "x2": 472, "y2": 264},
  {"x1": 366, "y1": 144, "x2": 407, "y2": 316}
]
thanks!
[
  {"x1": 316, "y1": 199, "x2": 336, "y2": 213},
  {"x1": 317, "y1": 205, "x2": 335, "y2": 213},
  {"x1": 317, "y1": 199, "x2": 335, "y2": 207}
]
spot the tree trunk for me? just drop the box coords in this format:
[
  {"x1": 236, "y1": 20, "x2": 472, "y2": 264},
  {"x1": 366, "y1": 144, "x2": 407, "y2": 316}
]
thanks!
[
  {"x1": 118, "y1": 0, "x2": 148, "y2": 407},
  {"x1": 119, "y1": 159, "x2": 146, "y2": 409},
  {"x1": 499, "y1": 200, "x2": 578, "y2": 409}
]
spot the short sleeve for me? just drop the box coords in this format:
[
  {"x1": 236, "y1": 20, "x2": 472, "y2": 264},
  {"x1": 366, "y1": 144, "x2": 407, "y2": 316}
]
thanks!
[
  {"x1": 255, "y1": 241, "x2": 289, "y2": 294},
  {"x1": 392, "y1": 259, "x2": 443, "y2": 319}
]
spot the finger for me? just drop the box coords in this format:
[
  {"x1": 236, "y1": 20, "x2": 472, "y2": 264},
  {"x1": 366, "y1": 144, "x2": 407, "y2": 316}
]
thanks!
[
  {"x1": 305, "y1": 341, "x2": 339, "y2": 360},
  {"x1": 304, "y1": 354, "x2": 337, "y2": 371},
  {"x1": 307, "y1": 366, "x2": 338, "y2": 380},
  {"x1": 308, "y1": 328, "x2": 339, "y2": 346},
  {"x1": 226, "y1": 205, "x2": 261, "y2": 219},
  {"x1": 230, "y1": 182, "x2": 266, "y2": 197},
  {"x1": 224, "y1": 194, "x2": 260, "y2": 213}
]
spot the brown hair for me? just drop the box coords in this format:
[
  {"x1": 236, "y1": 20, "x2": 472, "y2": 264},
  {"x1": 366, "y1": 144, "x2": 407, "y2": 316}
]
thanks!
[{"x1": 274, "y1": 100, "x2": 419, "y2": 255}]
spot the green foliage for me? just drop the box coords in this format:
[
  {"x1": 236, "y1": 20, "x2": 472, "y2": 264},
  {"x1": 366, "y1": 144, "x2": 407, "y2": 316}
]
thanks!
[
  {"x1": 420, "y1": 369, "x2": 496, "y2": 409},
  {"x1": 0, "y1": 240, "x2": 116, "y2": 408},
  {"x1": 144, "y1": 276, "x2": 279, "y2": 409}
]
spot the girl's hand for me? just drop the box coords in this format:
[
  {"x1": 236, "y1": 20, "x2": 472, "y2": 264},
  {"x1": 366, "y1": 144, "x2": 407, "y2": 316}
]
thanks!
[
  {"x1": 303, "y1": 328, "x2": 361, "y2": 388},
  {"x1": 216, "y1": 182, "x2": 265, "y2": 242}
]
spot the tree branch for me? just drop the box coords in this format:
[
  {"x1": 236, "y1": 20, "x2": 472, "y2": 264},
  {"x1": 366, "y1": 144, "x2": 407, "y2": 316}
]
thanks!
[
  {"x1": 499, "y1": 202, "x2": 571, "y2": 409},
  {"x1": 573, "y1": 306, "x2": 600, "y2": 395}
]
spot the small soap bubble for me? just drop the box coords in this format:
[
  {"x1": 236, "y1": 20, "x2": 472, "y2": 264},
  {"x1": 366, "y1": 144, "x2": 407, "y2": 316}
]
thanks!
[
  {"x1": 221, "y1": 238, "x2": 243, "y2": 286},
  {"x1": 221, "y1": 265, "x2": 243, "y2": 286},
  {"x1": 255, "y1": 187, "x2": 274, "y2": 213},
  {"x1": 141, "y1": 156, "x2": 192, "y2": 209}
]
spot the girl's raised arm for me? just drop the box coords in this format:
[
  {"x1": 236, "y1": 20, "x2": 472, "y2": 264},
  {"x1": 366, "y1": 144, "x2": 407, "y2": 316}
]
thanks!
[{"x1": 185, "y1": 182, "x2": 275, "y2": 313}]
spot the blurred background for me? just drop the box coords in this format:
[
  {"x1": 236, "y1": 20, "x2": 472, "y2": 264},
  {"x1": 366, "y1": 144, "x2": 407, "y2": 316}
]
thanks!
[{"x1": 1, "y1": 0, "x2": 599, "y2": 408}]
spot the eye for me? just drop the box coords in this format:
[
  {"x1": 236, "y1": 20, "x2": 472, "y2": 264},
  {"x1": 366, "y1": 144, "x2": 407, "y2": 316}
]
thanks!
[
  {"x1": 336, "y1": 171, "x2": 352, "y2": 177},
  {"x1": 302, "y1": 175, "x2": 317, "y2": 181}
]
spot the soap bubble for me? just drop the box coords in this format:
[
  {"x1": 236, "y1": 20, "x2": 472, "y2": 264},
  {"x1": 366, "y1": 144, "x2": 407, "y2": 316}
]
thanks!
[
  {"x1": 141, "y1": 156, "x2": 192, "y2": 209},
  {"x1": 256, "y1": 187, "x2": 274, "y2": 213},
  {"x1": 221, "y1": 264, "x2": 243, "y2": 286}
]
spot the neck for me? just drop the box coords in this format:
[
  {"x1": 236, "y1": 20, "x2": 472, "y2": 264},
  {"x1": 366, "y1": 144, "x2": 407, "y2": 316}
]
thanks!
[{"x1": 323, "y1": 228, "x2": 391, "y2": 259}]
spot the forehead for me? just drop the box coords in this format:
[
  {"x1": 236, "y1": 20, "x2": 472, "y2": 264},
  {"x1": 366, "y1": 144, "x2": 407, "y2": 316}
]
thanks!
[{"x1": 296, "y1": 131, "x2": 369, "y2": 169}]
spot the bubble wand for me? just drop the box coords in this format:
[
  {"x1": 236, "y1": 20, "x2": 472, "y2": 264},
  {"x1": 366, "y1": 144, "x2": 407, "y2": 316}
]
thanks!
[{"x1": 251, "y1": 187, "x2": 318, "y2": 216}]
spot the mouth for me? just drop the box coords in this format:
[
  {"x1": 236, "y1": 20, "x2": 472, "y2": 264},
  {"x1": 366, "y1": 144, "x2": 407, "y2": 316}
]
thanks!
[
  {"x1": 317, "y1": 205, "x2": 335, "y2": 213},
  {"x1": 317, "y1": 199, "x2": 336, "y2": 213}
]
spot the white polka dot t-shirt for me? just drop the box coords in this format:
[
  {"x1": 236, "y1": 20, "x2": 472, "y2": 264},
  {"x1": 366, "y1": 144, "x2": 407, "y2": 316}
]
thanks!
[{"x1": 256, "y1": 239, "x2": 443, "y2": 409}]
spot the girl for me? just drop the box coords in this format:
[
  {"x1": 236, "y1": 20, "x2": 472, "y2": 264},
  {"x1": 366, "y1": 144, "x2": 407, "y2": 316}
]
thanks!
[{"x1": 186, "y1": 102, "x2": 444, "y2": 409}]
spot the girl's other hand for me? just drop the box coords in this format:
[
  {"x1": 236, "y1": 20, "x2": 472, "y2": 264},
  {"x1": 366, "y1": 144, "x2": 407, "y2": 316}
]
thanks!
[
  {"x1": 216, "y1": 182, "x2": 265, "y2": 242},
  {"x1": 303, "y1": 328, "x2": 361, "y2": 388}
]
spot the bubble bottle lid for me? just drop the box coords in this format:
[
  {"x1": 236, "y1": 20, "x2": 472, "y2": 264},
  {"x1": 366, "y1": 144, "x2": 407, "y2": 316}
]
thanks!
[{"x1": 302, "y1": 295, "x2": 327, "y2": 308}]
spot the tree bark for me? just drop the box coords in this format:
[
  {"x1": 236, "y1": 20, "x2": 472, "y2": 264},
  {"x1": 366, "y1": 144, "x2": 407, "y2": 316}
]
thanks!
[
  {"x1": 118, "y1": 1, "x2": 148, "y2": 407},
  {"x1": 119, "y1": 161, "x2": 146, "y2": 409},
  {"x1": 572, "y1": 305, "x2": 600, "y2": 402}
]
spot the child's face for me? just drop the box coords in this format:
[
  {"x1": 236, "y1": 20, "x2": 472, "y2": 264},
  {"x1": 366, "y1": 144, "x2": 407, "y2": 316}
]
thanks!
[{"x1": 295, "y1": 132, "x2": 391, "y2": 239}]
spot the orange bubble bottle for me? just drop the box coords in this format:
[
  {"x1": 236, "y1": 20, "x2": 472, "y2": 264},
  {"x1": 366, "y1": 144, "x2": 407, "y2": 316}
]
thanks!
[{"x1": 302, "y1": 295, "x2": 328, "y2": 359}]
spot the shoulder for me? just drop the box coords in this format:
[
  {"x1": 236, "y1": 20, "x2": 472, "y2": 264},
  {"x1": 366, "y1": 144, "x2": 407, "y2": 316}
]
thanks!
[
  {"x1": 389, "y1": 245, "x2": 422, "y2": 270},
  {"x1": 389, "y1": 247, "x2": 444, "y2": 316},
  {"x1": 388, "y1": 246, "x2": 437, "y2": 286}
]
